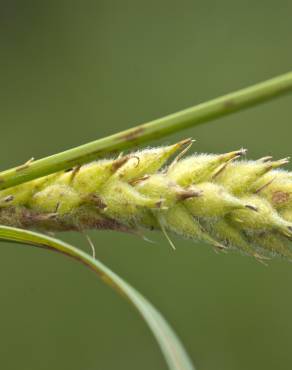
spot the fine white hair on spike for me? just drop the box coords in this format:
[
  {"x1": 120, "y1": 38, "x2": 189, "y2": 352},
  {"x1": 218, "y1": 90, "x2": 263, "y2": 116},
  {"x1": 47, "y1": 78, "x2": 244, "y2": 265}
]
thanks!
[
  {"x1": 156, "y1": 214, "x2": 176, "y2": 251},
  {"x1": 84, "y1": 233, "x2": 96, "y2": 259},
  {"x1": 1, "y1": 139, "x2": 292, "y2": 262}
]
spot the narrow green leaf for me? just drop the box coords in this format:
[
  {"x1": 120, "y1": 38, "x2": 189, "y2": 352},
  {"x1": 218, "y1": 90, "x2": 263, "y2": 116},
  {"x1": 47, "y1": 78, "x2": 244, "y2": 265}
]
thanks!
[
  {"x1": 0, "y1": 71, "x2": 292, "y2": 190},
  {"x1": 0, "y1": 225, "x2": 195, "y2": 370}
]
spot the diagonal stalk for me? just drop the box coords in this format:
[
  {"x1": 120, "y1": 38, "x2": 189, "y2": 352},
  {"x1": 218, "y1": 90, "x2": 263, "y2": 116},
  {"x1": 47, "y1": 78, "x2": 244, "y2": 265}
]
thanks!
[{"x1": 0, "y1": 71, "x2": 292, "y2": 190}]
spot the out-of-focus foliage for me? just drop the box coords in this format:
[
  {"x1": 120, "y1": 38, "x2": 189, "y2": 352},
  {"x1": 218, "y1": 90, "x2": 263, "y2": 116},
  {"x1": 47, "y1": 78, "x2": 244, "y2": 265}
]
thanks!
[{"x1": 0, "y1": 1, "x2": 292, "y2": 370}]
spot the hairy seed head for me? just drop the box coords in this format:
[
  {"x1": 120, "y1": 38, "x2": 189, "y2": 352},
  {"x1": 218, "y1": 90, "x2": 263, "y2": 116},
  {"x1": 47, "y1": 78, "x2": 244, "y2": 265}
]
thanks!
[{"x1": 1, "y1": 139, "x2": 292, "y2": 261}]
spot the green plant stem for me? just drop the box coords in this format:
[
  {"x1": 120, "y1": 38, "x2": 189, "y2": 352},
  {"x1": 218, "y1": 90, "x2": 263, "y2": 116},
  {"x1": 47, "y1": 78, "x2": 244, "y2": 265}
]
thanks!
[
  {"x1": 0, "y1": 225, "x2": 195, "y2": 370},
  {"x1": 1, "y1": 71, "x2": 292, "y2": 190}
]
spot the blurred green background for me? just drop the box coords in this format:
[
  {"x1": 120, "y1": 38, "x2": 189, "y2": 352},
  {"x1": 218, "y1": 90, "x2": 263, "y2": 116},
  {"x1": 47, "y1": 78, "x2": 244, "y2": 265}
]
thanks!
[{"x1": 1, "y1": 1, "x2": 292, "y2": 370}]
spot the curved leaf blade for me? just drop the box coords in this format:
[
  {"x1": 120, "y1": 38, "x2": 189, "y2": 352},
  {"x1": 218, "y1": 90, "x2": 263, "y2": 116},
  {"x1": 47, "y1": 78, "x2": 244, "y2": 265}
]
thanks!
[{"x1": 0, "y1": 225, "x2": 195, "y2": 370}]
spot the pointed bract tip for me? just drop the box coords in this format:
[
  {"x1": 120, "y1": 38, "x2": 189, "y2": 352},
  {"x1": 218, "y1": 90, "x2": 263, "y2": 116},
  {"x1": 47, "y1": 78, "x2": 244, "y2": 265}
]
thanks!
[
  {"x1": 174, "y1": 138, "x2": 194, "y2": 152},
  {"x1": 268, "y1": 157, "x2": 290, "y2": 170},
  {"x1": 219, "y1": 148, "x2": 247, "y2": 163},
  {"x1": 253, "y1": 253, "x2": 270, "y2": 265},
  {"x1": 237, "y1": 148, "x2": 248, "y2": 157},
  {"x1": 279, "y1": 157, "x2": 290, "y2": 165},
  {"x1": 112, "y1": 155, "x2": 130, "y2": 171},
  {"x1": 258, "y1": 156, "x2": 273, "y2": 163},
  {"x1": 245, "y1": 204, "x2": 258, "y2": 212},
  {"x1": 177, "y1": 138, "x2": 195, "y2": 147},
  {"x1": 213, "y1": 242, "x2": 228, "y2": 251}
]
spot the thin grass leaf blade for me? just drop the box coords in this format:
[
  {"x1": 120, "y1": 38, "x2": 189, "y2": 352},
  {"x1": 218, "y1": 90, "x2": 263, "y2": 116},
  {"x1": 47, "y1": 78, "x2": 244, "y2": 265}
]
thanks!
[{"x1": 0, "y1": 225, "x2": 195, "y2": 370}]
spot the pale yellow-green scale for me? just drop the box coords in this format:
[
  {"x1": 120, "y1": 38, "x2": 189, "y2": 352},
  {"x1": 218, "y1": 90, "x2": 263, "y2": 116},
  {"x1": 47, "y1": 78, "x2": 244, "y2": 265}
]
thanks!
[{"x1": 1, "y1": 139, "x2": 292, "y2": 261}]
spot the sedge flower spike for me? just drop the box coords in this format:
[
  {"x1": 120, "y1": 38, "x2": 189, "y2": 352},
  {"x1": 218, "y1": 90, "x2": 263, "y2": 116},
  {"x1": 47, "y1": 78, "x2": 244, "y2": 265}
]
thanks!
[{"x1": 1, "y1": 138, "x2": 292, "y2": 261}]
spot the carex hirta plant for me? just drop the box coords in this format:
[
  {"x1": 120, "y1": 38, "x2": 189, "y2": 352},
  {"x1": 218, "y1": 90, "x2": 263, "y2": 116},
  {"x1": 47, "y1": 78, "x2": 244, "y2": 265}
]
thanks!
[
  {"x1": 1, "y1": 72, "x2": 292, "y2": 370},
  {"x1": 2, "y1": 139, "x2": 292, "y2": 262}
]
